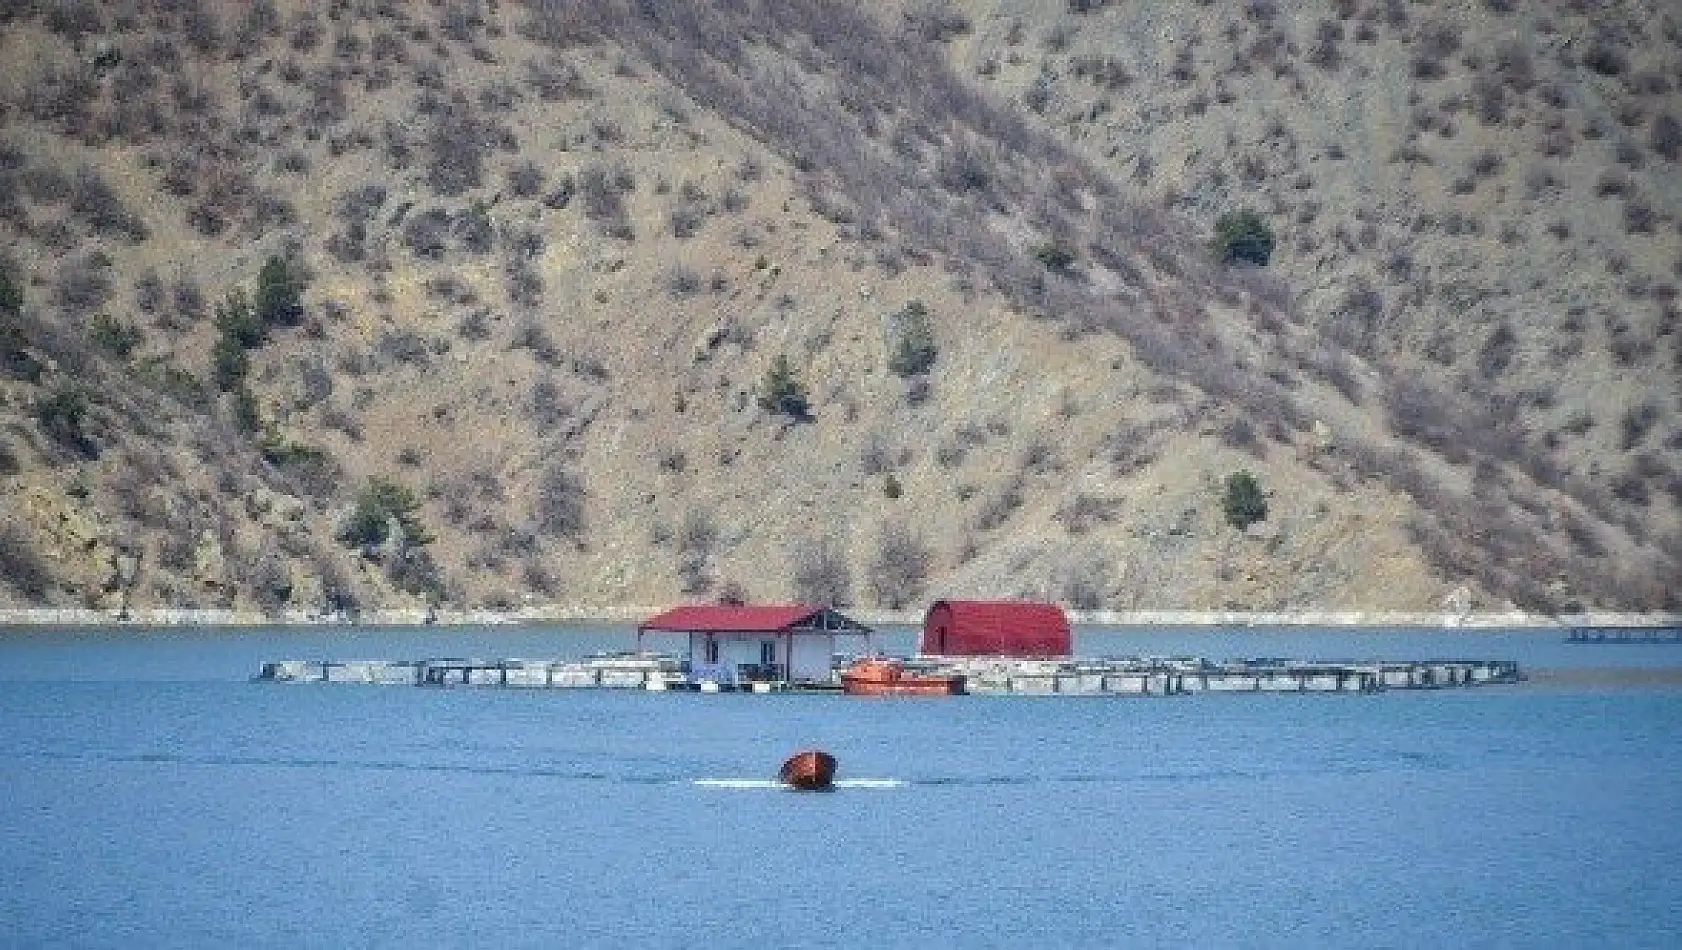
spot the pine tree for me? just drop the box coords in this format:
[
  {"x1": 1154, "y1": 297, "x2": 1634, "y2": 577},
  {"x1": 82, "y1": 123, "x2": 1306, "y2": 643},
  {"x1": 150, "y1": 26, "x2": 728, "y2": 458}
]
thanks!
[
  {"x1": 759, "y1": 354, "x2": 812, "y2": 421},
  {"x1": 254, "y1": 254, "x2": 304, "y2": 329},
  {"x1": 1222, "y1": 470, "x2": 1269, "y2": 530},
  {"x1": 1212, "y1": 210, "x2": 1276, "y2": 266},
  {"x1": 887, "y1": 300, "x2": 938, "y2": 377},
  {"x1": 337, "y1": 478, "x2": 434, "y2": 549}
]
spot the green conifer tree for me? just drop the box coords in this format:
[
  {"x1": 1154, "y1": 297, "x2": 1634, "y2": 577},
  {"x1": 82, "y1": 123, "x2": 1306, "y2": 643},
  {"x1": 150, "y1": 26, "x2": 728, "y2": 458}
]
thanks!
[
  {"x1": 254, "y1": 254, "x2": 305, "y2": 329},
  {"x1": 759, "y1": 354, "x2": 812, "y2": 421},
  {"x1": 1222, "y1": 470, "x2": 1269, "y2": 530},
  {"x1": 887, "y1": 301, "x2": 938, "y2": 377}
]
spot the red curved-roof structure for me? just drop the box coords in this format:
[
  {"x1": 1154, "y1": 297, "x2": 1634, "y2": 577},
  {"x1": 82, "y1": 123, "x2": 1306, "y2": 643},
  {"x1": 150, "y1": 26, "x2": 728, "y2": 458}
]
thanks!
[{"x1": 919, "y1": 600, "x2": 1071, "y2": 657}]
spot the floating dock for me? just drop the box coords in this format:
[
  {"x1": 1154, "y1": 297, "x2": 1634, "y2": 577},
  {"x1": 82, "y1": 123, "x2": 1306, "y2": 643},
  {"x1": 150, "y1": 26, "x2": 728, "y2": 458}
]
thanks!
[
  {"x1": 256, "y1": 655, "x2": 1522, "y2": 696},
  {"x1": 1566, "y1": 627, "x2": 1682, "y2": 644}
]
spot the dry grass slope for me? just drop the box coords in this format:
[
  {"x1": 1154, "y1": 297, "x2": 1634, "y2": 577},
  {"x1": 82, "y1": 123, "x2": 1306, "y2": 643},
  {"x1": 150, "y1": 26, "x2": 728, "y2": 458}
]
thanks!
[{"x1": 0, "y1": 0, "x2": 1675, "y2": 616}]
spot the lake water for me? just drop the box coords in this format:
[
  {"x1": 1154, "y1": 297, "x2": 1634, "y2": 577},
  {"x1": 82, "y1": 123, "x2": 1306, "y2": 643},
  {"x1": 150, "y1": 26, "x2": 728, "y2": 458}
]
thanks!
[{"x1": 1, "y1": 625, "x2": 1679, "y2": 948}]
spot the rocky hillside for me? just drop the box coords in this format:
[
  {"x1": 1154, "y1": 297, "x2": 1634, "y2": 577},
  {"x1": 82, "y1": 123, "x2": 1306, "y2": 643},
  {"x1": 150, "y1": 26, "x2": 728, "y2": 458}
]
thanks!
[{"x1": 0, "y1": 0, "x2": 1677, "y2": 618}]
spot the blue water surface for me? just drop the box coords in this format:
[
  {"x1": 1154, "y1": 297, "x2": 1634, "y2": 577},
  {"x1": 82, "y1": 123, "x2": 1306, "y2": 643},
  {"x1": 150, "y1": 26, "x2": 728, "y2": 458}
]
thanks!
[{"x1": 1, "y1": 626, "x2": 1678, "y2": 948}]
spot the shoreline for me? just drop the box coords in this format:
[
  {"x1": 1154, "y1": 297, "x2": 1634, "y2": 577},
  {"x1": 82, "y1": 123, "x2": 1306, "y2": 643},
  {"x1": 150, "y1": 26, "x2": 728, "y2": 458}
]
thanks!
[{"x1": 1, "y1": 608, "x2": 1679, "y2": 629}]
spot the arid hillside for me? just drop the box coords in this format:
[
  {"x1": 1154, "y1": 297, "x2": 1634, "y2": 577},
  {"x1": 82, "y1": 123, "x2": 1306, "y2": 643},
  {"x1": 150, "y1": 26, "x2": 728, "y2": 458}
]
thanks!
[{"x1": 0, "y1": 0, "x2": 1677, "y2": 618}]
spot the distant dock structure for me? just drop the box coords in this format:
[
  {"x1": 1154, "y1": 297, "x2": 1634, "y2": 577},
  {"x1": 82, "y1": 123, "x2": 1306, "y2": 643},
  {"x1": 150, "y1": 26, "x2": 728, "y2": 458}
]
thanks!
[
  {"x1": 257, "y1": 654, "x2": 1523, "y2": 696},
  {"x1": 1566, "y1": 626, "x2": 1682, "y2": 644},
  {"x1": 259, "y1": 600, "x2": 1524, "y2": 695}
]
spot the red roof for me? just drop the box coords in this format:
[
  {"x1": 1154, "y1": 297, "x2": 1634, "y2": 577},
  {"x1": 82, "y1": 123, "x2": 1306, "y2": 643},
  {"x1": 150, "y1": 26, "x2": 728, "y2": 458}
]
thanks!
[
  {"x1": 920, "y1": 600, "x2": 1071, "y2": 657},
  {"x1": 639, "y1": 604, "x2": 870, "y2": 634}
]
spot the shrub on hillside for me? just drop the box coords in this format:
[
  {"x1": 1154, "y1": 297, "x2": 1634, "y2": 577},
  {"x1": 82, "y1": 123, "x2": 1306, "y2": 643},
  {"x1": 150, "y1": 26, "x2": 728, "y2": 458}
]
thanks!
[
  {"x1": 1061, "y1": 552, "x2": 1110, "y2": 610},
  {"x1": 386, "y1": 545, "x2": 445, "y2": 601},
  {"x1": 1033, "y1": 240, "x2": 1077, "y2": 275},
  {"x1": 579, "y1": 164, "x2": 634, "y2": 238},
  {"x1": 248, "y1": 546, "x2": 294, "y2": 615},
  {"x1": 1583, "y1": 39, "x2": 1627, "y2": 77},
  {"x1": 0, "y1": 266, "x2": 42, "y2": 382},
  {"x1": 507, "y1": 161, "x2": 544, "y2": 198},
  {"x1": 866, "y1": 523, "x2": 929, "y2": 610},
  {"x1": 88, "y1": 313, "x2": 142, "y2": 359},
  {"x1": 1212, "y1": 211, "x2": 1276, "y2": 266},
  {"x1": 210, "y1": 334, "x2": 250, "y2": 392},
  {"x1": 1309, "y1": 20, "x2": 1343, "y2": 70},
  {"x1": 1222, "y1": 470, "x2": 1268, "y2": 530},
  {"x1": 887, "y1": 300, "x2": 938, "y2": 377},
  {"x1": 0, "y1": 524, "x2": 52, "y2": 599},
  {"x1": 403, "y1": 209, "x2": 453, "y2": 258},
  {"x1": 531, "y1": 466, "x2": 586, "y2": 539},
  {"x1": 210, "y1": 289, "x2": 263, "y2": 391},
  {"x1": 34, "y1": 385, "x2": 97, "y2": 458},
  {"x1": 1652, "y1": 113, "x2": 1681, "y2": 161},
  {"x1": 1477, "y1": 324, "x2": 1517, "y2": 379},
  {"x1": 173, "y1": 274, "x2": 206, "y2": 324},
  {"x1": 1056, "y1": 493, "x2": 1121, "y2": 534},
  {"x1": 905, "y1": 4, "x2": 971, "y2": 43},
  {"x1": 55, "y1": 252, "x2": 112, "y2": 311},
  {"x1": 0, "y1": 266, "x2": 21, "y2": 319},
  {"x1": 70, "y1": 167, "x2": 149, "y2": 242},
  {"x1": 791, "y1": 537, "x2": 852, "y2": 607},
  {"x1": 337, "y1": 478, "x2": 433, "y2": 550},
  {"x1": 676, "y1": 507, "x2": 717, "y2": 595},
  {"x1": 255, "y1": 254, "x2": 306, "y2": 329},
  {"x1": 426, "y1": 104, "x2": 499, "y2": 196},
  {"x1": 759, "y1": 354, "x2": 812, "y2": 421}
]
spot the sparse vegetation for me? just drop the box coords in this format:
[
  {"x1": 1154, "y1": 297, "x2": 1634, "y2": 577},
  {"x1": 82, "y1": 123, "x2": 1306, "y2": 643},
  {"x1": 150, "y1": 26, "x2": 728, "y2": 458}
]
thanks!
[
  {"x1": 254, "y1": 254, "x2": 305, "y2": 329},
  {"x1": 867, "y1": 523, "x2": 930, "y2": 610},
  {"x1": 337, "y1": 478, "x2": 433, "y2": 551},
  {"x1": 1033, "y1": 240, "x2": 1077, "y2": 275},
  {"x1": 1061, "y1": 551, "x2": 1110, "y2": 610},
  {"x1": 882, "y1": 473, "x2": 903, "y2": 499},
  {"x1": 758, "y1": 354, "x2": 812, "y2": 421},
  {"x1": 677, "y1": 507, "x2": 717, "y2": 595},
  {"x1": 1222, "y1": 470, "x2": 1268, "y2": 530},
  {"x1": 886, "y1": 300, "x2": 938, "y2": 377},
  {"x1": 33, "y1": 385, "x2": 97, "y2": 458},
  {"x1": 0, "y1": 0, "x2": 1673, "y2": 613},
  {"x1": 1, "y1": 267, "x2": 44, "y2": 382},
  {"x1": 88, "y1": 313, "x2": 142, "y2": 358},
  {"x1": 211, "y1": 291, "x2": 258, "y2": 390},
  {"x1": 791, "y1": 537, "x2": 852, "y2": 607},
  {"x1": 532, "y1": 466, "x2": 586, "y2": 540},
  {"x1": 0, "y1": 524, "x2": 52, "y2": 599},
  {"x1": 1212, "y1": 211, "x2": 1276, "y2": 266},
  {"x1": 1652, "y1": 114, "x2": 1681, "y2": 162}
]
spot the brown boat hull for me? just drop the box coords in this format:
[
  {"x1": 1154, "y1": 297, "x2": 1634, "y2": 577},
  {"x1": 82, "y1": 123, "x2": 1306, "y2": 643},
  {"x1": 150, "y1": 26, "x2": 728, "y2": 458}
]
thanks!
[
  {"x1": 779, "y1": 750, "x2": 837, "y2": 791},
  {"x1": 841, "y1": 659, "x2": 966, "y2": 697}
]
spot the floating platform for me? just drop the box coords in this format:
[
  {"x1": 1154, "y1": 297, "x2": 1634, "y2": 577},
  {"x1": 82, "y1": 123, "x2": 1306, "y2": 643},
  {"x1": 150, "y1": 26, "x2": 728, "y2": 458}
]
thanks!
[
  {"x1": 256, "y1": 654, "x2": 1522, "y2": 696},
  {"x1": 1566, "y1": 627, "x2": 1682, "y2": 644}
]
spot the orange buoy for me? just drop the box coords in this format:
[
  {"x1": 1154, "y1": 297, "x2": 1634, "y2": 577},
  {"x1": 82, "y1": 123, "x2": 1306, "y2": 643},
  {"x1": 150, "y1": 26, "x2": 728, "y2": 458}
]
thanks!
[{"x1": 778, "y1": 749, "x2": 837, "y2": 791}]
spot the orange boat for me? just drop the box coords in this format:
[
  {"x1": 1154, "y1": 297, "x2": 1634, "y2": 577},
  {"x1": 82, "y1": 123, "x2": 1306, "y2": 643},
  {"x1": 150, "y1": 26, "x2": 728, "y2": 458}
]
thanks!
[
  {"x1": 841, "y1": 658, "x2": 966, "y2": 697},
  {"x1": 779, "y1": 750, "x2": 837, "y2": 791}
]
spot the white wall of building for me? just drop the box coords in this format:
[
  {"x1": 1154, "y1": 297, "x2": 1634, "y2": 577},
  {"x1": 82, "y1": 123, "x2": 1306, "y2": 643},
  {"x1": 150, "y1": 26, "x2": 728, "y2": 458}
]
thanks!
[
  {"x1": 790, "y1": 635, "x2": 834, "y2": 681},
  {"x1": 685, "y1": 633, "x2": 836, "y2": 681}
]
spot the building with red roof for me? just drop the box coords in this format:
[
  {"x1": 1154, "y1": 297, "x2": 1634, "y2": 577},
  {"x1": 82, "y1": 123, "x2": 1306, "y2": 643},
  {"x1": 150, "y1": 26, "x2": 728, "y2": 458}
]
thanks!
[
  {"x1": 638, "y1": 604, "x2": 873, "y2": 686},
  {"x1": 918, "y1": 600, "x2": 1072, "y2": 657}
]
